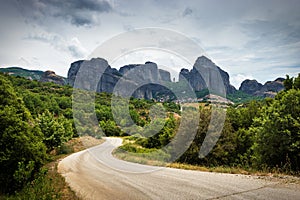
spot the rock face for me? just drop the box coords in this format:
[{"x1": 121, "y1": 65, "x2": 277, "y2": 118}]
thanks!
[
  {"x1": 67, "y1": 56, "x2": 238, "y2": 99},
  {"x1": 239, "y1": 78, "x2": 285, "y2": 97},
  {"x1": 68, "y1": 58, "x2": 119, "y2": 92},
  {"x1": 40, "y1": 70, "x2": 66, "y2": 85},
  {"x1": 98, "y1": 66, "x2": 122, "y2": 93},
  {"x1": 239, "y1": 79, "x2": 263, "y2": 95},
  {"x1": 179, "y1": 56, "x2": 236, "y2": 94},
  {"x1": 67, "y1": 60, "x2": 84, "y2": 86},
  {"x1": 67, "y1": 58, "x2": 171, "y2": 99},
  {"x1": 159, "y1": 69, "x2": 171, "y2": 82},
  {"x1": 256, "y1": 78, "x2": 285, "y2": 97},
  {"x1": 118, "y1": 62, "x2": 171, "y2": 99}
]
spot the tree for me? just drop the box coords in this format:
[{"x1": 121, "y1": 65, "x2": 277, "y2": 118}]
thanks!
[
  {"x1": 0, "y1": 75, "x2": 46, "y2": 193},
  {"x1": 37, "y1": 110, "x2": 74, "y2": 151},
  {"x1": 284, "y1": 73, "x2": 300, "y2": 90},
  {"x1": 294, "y1": 73, "x2": 300, "y2": 89},
  {"x1": 284, "y1": 75, "x2": 294, "y2": 90},
  {"x1": 253, "y1": 89, "x2": 300, "y2": 170},
  {"x1": 226, "y1": 101, "x2": 262, "y2": 166},
  {"x1": 99, "y1": 120, "x2": 122, "y2": 136}
]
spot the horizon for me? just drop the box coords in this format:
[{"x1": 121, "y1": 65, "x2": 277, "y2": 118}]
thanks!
[{"x1": 0, "y1": 0, "x2": 299, "y2": 88}]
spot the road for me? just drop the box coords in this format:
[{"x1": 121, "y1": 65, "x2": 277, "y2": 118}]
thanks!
[{"x1": 58, "y1": 137, "x2": 300, "y2": 200}]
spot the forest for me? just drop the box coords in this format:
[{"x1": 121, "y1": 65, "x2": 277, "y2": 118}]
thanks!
[{"x1": 0, "y1": 72, "x2": 299, "y2": 198}]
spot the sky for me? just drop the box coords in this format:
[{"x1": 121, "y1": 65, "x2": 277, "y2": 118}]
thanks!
[{"x1": 0, "y1": 0, "x2": 300, "y2": 88}]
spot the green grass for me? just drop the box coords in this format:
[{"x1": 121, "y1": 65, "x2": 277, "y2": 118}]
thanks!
[
  {"x1": 113, "y1": 148, "x2": 169, "y2": 166},
  {"x1": 113, "y1": 136, "x2": 170, "y2": 166},
  {"x1": 114, "y1": 137, "x2": 300, "y2": 184}
]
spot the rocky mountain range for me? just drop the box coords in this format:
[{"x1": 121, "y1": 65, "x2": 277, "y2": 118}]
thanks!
[
  {"x1": 67, "y1": 59, "x2": 172, "y2": 99},
  {"x1": 0, "y1": 56, "x2": 286, "y2": 100},
  {"x1": 239, "y1": 78, "x2": 285, "y2": 98},
  {"x1": 67, "y1": 56, "x2": 238, "y2": 99}
]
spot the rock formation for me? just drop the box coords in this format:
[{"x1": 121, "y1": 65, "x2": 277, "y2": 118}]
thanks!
[
  {"x1": 67, "y1": 58, "x2": 171, "y2": 99},
  {"x1": 67, "y1": 56, "x2": 238, "y2": 99},
  {"x1": 1, "y1": 55, "x2": 286, "y2": 100},
  {"x1": 239, "y1": 79, "x2": 263, "y2": 95},
  {"x1": 179, "y1": 56, "x2": 236, "y2": 94},
  {"x1": 66, "y1": 56, "x2": 288, "y2": 99},
  {"x1": 239, "y1": 78, "x2": 285, "y2": 97},
  {"x1": 67, "y1": 60, "x2": 84, "y2": 86},
  {"x1": 40, "y1": 70, "x2": 66, "y2": 85}
]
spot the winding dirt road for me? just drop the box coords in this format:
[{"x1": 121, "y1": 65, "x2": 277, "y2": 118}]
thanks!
[{"x1": 58, "y1": 138, "x2": 300, "y2": 200}]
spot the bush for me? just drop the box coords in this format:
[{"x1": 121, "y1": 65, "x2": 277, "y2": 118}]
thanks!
[
  {"x1": 0, "y1": 75, "x2": 47, "y2": 193},
  {"x1": 57, "y1": 143, "x2": 74, "y2": 155}
]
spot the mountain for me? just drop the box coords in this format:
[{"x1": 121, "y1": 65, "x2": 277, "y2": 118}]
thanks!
[
  {"x1": 67, "y1": 58, "x2": 171, "y2": 99},
  {"x1": 239, "y1": 78, "x2": 285, "y2": 98},
  {"x1": 67, "y1": 56, "x2": 236, "y2": 99},
  {"x1": 40, "y1": 70, "x2": 67, "y2": 85},
  {"x1": 0, "y1": 67, "x2": 44, "y2": 80},
  {"x1": 179, "y1": 56, "x2": 236, "y2": 94},
  {"x1": 1, "y1": 56, "x2": 287, "y2": 101},
  {"x1": 0, "y1": 67, "x2": 67, "y2": 85},
  {"x1": 239, "y1": 80, "x2": 263, "y2": 95}
]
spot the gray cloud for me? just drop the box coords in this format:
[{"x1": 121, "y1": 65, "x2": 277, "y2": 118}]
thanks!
[
  {"x1": 15, "y1": 0, "x2": 112, "y2": 26},
  {"x1": 24, "y1": 32, "x2": 87, "y2": 58},
  {"x1": 1, "y1": 0, "x2": 299, "y2": 86},
  {"x1": 68, "y1": 45, "x2": 84, "y2": 58},
  {"x1": 242, "y1": 20, "x2": 300, "y2": 45},
  {"x1": 182, "y1": 7, "x2": 193, "y2": 17}
]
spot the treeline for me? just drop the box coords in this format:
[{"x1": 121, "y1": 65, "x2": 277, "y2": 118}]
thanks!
[
  {"x1": 191, "y1": 73, "x2": 300, "y2": 171},
  {"x1": 118, "y1": 74, "x2": 300, "y2": 173}
]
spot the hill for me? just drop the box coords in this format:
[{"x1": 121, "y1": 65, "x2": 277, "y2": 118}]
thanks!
[
  {"x1": 0, "y1": 67, "x2": 44, "y2": 80},
  {"x1": 0, "y1": 67, "x2": 67, "y2": 85}
]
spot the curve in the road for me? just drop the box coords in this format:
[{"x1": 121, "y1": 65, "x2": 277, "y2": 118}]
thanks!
[{"x1": 58, "y1": 137, "x2": 300, "y2": 200}]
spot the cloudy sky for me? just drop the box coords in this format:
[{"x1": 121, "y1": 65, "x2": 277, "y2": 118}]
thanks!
[{"x1": 1, "y1": 0, "x2": 300, "y2": 88}]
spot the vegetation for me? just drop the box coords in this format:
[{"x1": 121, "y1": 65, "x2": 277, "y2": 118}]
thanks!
[
  {"x1": 1, "y1": 71, "x2": 299, "y2": 198},
  {"x1": 0, "y1": 72, "x2": 181, "y2": 197},
  {"x1": 115, "y1": 73, "x2": 300, "y2": 175},
  {"x1": 227, "y1": 90, "x2": 263, "y2": 103},
  {"x1": 0, "y1": 73, "x2": 75, "y2": 197},
  {"x1": 0, "y1": 75, "x2": 47, "y2": 193},
  {"x1": 0, "y1": 67, "x2": 44, "y2": 80}
]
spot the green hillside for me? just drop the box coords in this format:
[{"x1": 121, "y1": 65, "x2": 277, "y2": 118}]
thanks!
[{"x1": 0, "y1": 67, "x2": 44, "y2": 80}]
